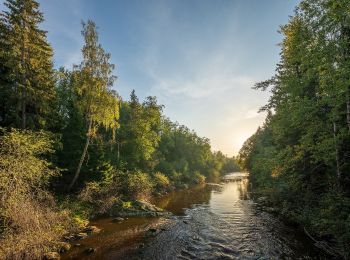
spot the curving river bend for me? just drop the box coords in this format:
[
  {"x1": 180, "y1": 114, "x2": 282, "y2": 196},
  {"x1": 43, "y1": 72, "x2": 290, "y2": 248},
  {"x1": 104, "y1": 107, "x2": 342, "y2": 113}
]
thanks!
[{"x1": 63, "y1": 172, "x2": 324, "y2": 259}]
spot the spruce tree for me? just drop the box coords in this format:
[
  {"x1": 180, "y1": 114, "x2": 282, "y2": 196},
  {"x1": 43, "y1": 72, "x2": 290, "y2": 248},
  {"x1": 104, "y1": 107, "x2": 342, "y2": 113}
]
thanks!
[{"x1": 0, "y1": 0, "x2": 55, "y2": 129}]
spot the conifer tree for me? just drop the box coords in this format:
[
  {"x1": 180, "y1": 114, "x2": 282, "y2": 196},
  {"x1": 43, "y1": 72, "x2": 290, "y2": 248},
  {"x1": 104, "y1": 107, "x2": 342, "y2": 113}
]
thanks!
[{"x1": 0, "y1": 0, "x2": 55, "y2": 129}]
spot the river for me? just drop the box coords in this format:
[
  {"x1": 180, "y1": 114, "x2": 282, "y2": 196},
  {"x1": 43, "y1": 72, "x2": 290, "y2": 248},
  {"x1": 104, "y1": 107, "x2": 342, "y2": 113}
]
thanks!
[{"x1": 62, "y1": 172, "x2": 325, "y2": 259}]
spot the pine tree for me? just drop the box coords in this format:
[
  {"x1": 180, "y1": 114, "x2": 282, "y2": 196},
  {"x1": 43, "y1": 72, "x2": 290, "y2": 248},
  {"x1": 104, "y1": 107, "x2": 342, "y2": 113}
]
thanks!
[{"x1": 0, "y1": 0, "x2": 55, "y2": 129}]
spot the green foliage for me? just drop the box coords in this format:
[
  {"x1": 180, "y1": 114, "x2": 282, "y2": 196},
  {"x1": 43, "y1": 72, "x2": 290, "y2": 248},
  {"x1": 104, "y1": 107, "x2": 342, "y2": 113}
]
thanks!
[
  {"x1": 153, "y1": 172, "x2": 170, "y2": 193},
  {"x1": 239, "y1": 0, "x2": 350, "y2": 256},
  {"x1": 0, "y1": 128, "x2": 73, "y2": 259},
  {"x1": 117, "y1": 93, "x2": 162, "y2": 170},
  {"x1": 0, "y1": 127, "x2": 58, "y2": 193},
  {"x1": 0, "y1": 0, "x2": 56, "y2": 129},
  {"x1": 74, "y1": 20, "x2": 119, "y2": 135},
  {"x1": 122, "y1": 171, "x2": 153, "y2": 200},
  {"x1": 194, "y1": 171, "x2": 206, "y2": 184},
  {"x1": 78, "y1": 180, "x2": 119, "y2": 215},
  {"x1": 0, "y1": 2, "x2": 242, "y2": 257},
  {"x1": 63, "y1": 20, "x2": 119, "y2": 190}
]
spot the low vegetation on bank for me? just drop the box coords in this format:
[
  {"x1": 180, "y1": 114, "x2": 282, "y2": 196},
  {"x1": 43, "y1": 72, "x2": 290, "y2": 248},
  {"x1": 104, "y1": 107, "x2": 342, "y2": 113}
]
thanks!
[
  {"x1": 0, "y1": 1, "x2": 239, "y2": 258},
  {"x1": 238, "y1": 0, "x2": 350, "y2": 258}
]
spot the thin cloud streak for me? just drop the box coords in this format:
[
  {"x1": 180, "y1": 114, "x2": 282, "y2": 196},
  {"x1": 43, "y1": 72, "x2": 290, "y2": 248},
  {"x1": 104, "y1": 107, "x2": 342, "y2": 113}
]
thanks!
[
  {"x1": 28, "y1": 0, "x2": 298, "y2": 156},
  {"x1": 136, "y1": 2, "x2": 270, "y2": 155}
]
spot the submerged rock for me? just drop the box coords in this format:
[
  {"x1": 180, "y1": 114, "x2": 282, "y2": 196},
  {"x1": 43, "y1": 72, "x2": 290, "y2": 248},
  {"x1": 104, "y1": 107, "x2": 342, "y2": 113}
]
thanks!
[
  {"x1": 44, "y1": 252, "x2": 60, "y2": 260},
  {"x1": 84, "y1": 247, "x2": 96, "y2": 254},
  {"x1": 75, "y1": 232, "x2": 88, "y2": 240},
  {"x1": 112, "y1": 217, "x2": 125, "y2": 222},
  {"x1": 146, "y1": 228, "x2": 160, "y2": 237},
  {"x1": 83, "y1": 225, "x2": 101, "y2": 234}
]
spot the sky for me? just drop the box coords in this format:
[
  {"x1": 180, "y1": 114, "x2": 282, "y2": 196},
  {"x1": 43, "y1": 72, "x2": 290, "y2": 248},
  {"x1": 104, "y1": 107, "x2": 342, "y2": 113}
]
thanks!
[{"x1": 1, "y1": 0, "x2": 300, "y2": 156}]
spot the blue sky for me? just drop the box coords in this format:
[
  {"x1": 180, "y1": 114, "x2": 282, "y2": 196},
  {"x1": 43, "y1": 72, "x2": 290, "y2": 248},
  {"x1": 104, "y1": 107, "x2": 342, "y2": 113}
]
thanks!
[{"x1": 1, "y1": 0, "x2": 300, "y2": 155}]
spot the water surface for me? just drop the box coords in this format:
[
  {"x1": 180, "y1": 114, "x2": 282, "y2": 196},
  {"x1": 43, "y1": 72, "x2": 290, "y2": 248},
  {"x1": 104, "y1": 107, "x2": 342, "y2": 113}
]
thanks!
[{"x1": 63, "y1": 172, "x2": 324, "y2": 259}]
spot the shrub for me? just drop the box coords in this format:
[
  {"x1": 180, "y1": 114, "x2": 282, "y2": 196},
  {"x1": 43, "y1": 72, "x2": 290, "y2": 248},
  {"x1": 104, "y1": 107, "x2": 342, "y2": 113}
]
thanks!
[
  {"x1": 194, "y1": 171, "x2": 206, "y2": 184},
  {"x1": 124, "y1": 171, "x2": 153, "y2": 200},
  {"x1": 206, "y1": 169, "x2": 220, "y2": 181},
  {"x1": 78, "y1": 178, "x2": 120, "y2": 214},
  {"x1": 153, "y1": 172, "x2": 170, "y2": 193},
  {"x1": 0, "y1": 128, "x2": 73, "y2": 259}
]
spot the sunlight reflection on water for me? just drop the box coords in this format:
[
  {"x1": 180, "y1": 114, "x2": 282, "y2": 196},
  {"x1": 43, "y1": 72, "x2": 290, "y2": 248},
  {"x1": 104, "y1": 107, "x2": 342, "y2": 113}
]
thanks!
[{"x1": 63, "y1": 172, "x2": 323, "y2": 260}]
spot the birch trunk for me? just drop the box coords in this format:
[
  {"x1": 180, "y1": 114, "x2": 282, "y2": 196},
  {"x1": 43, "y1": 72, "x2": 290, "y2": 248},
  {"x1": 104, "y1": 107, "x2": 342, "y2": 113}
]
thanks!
[{"x1": 68, "y1": 118, "x2": 93, "y2": 191}]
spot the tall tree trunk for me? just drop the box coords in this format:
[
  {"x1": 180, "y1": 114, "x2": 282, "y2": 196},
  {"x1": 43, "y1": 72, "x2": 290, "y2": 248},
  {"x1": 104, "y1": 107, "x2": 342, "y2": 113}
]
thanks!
[
  {"x1": 21, "y1": 7, "x2": 27, "y2": 129},
  {"x1": 21, "y1": 86, "x2": 26, "y2": 129},
  {"x1": 117, "y1": 141, "x2": 120, "y2": 162},
  {"x1": 68, "y1": 118, "x2": 93, "y2": 191},
  {"x1": 347, "y1": 87, "x2": 350, "y2": 131},
  {"x1": 333, "y1": 122, "x2": 341, "y2": 180}
]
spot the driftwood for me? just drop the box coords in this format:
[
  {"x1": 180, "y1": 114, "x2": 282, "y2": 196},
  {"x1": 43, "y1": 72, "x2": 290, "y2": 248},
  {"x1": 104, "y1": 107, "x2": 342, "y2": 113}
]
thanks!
[{"x1": 303, "y1": 227, "x2": 343, "y2": 258}]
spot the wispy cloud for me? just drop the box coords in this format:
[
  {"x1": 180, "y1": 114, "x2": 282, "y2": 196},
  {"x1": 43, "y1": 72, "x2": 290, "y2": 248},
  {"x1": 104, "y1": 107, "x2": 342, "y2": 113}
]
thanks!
[
  {"x1": 150, "y1": 73, "x2": 254, "y2": 99},
  {"x1": 131, "y1": 2, "x2": 270, "y2": 155},
  {"x1": 33, "y1": 0, "x2": 295, "y2": 155},
  {"x1": 40, "y1": 0, "x2": 84, "y2": 68}
]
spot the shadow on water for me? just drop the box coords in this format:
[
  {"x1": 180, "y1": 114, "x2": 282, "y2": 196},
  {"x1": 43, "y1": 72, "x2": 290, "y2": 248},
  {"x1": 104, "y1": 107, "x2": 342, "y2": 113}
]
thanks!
[
  {"x1": 62, "y1": 172, "x2": 327, "y2": 259},
  {"x1": 151, "y1": 184, "x2": 212, "y2": 215}
]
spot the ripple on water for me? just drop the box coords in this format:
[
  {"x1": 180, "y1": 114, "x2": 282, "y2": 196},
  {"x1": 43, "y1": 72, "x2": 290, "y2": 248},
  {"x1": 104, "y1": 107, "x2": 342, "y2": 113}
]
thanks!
[
  {"x1": 63, "y1": 173, "x2": 327, "y2": 259},
  {"x1": 141, "y1": 173, "x2": 324, "y2": 259}
]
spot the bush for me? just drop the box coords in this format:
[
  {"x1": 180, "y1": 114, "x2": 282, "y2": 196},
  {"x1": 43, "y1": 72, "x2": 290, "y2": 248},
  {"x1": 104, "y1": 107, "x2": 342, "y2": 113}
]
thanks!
[
  {"x1": 205, "y1": 169, "x2": 220, "y2": 182},
  {"x1": 0, "y1": 128, "x2": 73, "y2": 259},
  {"x1": 194, "y1": 171, "x2": 206, "y2": 184},
  {"x1": 78, "y1": 178, "x2": 120, "y2": 214},
  {"x1": 123, "y1": 171, "x2": 153, "y2": 200},
  {"x1": 153, "y1": 172, "x2": 170, "y2": 193}
]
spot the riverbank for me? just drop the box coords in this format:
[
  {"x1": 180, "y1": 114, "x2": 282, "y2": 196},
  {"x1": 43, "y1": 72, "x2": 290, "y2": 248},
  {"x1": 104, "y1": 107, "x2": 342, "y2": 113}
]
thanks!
[
  {"x1": 248, "y1": 185, "x2": 344, "y2": 259},
  {"x1": 0, "y1": 126, "x2": 240, "y2": 259}
]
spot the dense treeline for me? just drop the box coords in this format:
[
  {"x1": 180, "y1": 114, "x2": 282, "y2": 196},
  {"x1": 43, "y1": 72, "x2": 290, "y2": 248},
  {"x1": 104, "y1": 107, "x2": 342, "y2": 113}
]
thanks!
[
  {"x1": 239, "y1": 0, "x2": 350, "y2": 257},
  {"x1": 0, "y1": 0, "x2": 239, "y2": 258}
]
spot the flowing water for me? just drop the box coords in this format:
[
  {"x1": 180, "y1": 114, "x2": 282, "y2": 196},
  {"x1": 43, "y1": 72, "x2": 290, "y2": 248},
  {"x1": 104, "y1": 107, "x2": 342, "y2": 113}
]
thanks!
[{"x1": 62, "y1": 172, "x2": 325, "y2": 259}]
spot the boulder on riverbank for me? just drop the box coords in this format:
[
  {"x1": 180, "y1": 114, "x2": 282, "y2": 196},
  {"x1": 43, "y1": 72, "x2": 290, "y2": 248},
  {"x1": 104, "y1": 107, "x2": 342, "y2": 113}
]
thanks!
[
  {"x1": 112, "y1": 217, "x2": 125, "y2": 222},
  {"x1": 206, "y1": 183, "x2": 223, "y2": 188},
  {"x1": 58, "y1": 242, "x2": 71, "y2": 253},
  {"x1": 83, "y1": 225, "x2": 101, "y2": 234},
  {"x1": 109, "y1": 200, "x2": 170, "y2": 217},
  {"x1": 44, "y1": 252, "x2": 60, "y2": 260},
  {"x1": 75, "y1": 232, "x2": 88, "y2": 240}
]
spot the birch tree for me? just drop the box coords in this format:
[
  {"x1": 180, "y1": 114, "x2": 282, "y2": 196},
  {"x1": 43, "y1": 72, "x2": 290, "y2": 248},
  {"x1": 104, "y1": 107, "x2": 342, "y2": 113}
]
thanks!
[{"x1": 68, "y1": 20, "x2": 119, "y2": 191}]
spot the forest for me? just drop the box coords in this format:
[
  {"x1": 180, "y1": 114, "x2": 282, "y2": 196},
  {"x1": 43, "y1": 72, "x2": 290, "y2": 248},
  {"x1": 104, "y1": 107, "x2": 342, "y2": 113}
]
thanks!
[
  {"x1": 2, "y1": 0, "x2": 350, "y2": 259},
  {"x1": 0, "y1": 1, "x2": 239, "y2": 259},
  {"x1": 239, "y1": 0, "x2": 350, "y2": 257}
]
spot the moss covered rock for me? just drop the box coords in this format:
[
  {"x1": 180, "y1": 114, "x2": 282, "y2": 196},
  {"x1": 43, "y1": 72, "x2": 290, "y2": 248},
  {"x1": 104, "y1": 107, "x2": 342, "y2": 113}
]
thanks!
[{"x1": 109, "y1": 200, "x2": 169, "y2": 217}]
